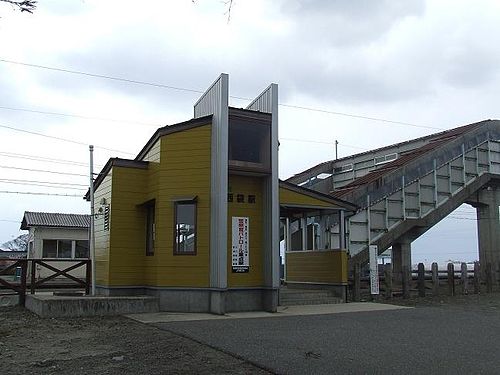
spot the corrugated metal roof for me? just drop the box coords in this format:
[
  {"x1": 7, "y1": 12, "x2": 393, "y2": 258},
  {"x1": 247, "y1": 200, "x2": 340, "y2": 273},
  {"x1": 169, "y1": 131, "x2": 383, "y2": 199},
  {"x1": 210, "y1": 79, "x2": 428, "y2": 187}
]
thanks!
[{"x1": 20, "y1": 211, "x2": 90, "y2": 230}]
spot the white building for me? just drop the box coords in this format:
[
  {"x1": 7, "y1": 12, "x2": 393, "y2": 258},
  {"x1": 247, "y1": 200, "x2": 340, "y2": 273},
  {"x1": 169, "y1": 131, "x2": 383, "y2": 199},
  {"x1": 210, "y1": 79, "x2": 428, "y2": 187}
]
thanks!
[{"x1": 21, "y1": 211, "x2": 90, "y2": 279}]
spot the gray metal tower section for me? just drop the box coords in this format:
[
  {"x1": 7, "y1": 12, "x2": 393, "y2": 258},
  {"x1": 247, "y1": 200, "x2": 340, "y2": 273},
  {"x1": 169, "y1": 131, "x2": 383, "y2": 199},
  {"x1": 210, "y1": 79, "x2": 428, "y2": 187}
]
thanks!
[
  {"x1": 246, "y1": 83, "x2": 279, "y2": 310},
  {"x1": 194, "y1": 74, "x2": 229, "y2": 313}
]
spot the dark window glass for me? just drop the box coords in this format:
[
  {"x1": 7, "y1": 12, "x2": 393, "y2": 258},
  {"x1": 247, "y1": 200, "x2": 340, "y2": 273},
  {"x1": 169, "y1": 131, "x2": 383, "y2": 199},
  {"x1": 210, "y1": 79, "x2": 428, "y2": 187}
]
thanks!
[
  {"x1": 75, "y1": 240, "x2": 89, "y2": 258},
  {"x1": 174, "y1": 201, "x2": 196, "y2": 254},
  {"x1": 58, "y1": 240, "x2": 72, "y2": 258},
  {"x1": 146, "y1": 204, "x2": 155, "y2": 256},
  {"x1": 42, "y1": 240, "x2": 57, "y2": 258}
]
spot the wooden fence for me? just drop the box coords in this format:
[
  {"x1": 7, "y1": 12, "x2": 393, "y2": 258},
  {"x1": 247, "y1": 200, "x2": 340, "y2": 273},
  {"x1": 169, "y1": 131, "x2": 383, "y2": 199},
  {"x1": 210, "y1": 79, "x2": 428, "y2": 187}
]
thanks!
[
  {"x1": 0, "y1": 258, "x2": 91, "y2": 306},
  {"x1": 349, "y1": 261, "x2": 498, "y2": 302}
]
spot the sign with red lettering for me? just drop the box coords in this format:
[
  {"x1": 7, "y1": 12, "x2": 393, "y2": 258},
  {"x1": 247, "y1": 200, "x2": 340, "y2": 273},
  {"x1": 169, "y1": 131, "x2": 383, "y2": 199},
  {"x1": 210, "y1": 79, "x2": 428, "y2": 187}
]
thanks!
[{"x1": 232, "y1": 217, "x2": 249, "y2": 273}]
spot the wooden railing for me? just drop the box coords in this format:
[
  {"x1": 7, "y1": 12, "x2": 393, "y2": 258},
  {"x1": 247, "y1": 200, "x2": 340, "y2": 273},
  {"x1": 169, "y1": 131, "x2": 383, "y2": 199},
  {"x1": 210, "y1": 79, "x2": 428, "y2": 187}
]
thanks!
[{"x1": 0, "y1": 258, "x2": 91, "y2": 306}]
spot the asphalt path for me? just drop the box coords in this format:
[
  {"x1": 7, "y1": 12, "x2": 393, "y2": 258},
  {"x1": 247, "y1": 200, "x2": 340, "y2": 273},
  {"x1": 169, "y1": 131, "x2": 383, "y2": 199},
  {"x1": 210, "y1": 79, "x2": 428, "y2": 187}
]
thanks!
[{"x1": 155, "y1": 305, "x2": 500, "y2": 374}]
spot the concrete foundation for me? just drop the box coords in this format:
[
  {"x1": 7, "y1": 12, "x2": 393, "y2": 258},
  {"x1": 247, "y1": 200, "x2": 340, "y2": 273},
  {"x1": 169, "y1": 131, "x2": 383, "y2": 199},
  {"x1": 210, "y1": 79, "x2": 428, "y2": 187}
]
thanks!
[
  {"x1": 392, "y1": 241, "x2": 412, "y2": 284},
  {"x1": 476, "y1": 188, "x2": 500, "y2": 272},
  {"x1": 96, "y1": 285, "x2": 278, "y2": 313},
  {"x1": 25, "y1": 294, "x2": 159, "y2": 318},
  {"x1": 284, "y1": 282, "x2": 347, "y2": 302},
  {"x1": 0, "y1": 294, "x2": 19, "y2": 307}
]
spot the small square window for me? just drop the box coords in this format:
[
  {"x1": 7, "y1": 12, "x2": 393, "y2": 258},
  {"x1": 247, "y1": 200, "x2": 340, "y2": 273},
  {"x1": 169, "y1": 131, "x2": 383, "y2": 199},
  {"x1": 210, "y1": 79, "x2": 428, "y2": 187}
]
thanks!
[{"x1": 236, "y1": 194, "x2": 245, "y2": 203}]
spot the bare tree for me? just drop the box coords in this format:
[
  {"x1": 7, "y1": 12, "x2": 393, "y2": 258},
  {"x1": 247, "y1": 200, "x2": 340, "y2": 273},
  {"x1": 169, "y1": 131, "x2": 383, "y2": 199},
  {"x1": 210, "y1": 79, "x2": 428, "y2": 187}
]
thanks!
[{"x1": 0, "y1": 0, "x2": 37, "y2": 13}]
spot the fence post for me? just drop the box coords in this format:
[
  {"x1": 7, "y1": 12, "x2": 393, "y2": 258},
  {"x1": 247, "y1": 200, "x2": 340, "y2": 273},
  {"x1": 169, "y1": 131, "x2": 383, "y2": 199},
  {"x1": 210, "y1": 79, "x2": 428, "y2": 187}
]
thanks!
[
  {"x1": 353, "y1": 263, "x2": 361, "y2": 302},
  {"x1": 30, "y1": 259, "x2": 36, "y2": 294},
  {"x1": 431, "y1": 262, "x2": 439, "y2": 296},
  {"x1": 19, "y1": 259, "x2": 27, "y2": 307},
  {"x1": 384, "y1": 264, "x2": 392, "y2": 299},
  {"x1": 485, "y1": 263, "x2": 493, "y2": 293},
  {"x1": 402, "y1": 265, "x2": 410, "y2": 299},
  {"x1": 417, "y1": 263, "x2": 425, "y2": 297},
  {"x1": 85, "y1": 259, "x2": 91, "y2": 295},
  {"x1": 473, "y1": 261, "x2": 480, "y2": 294},
  {"x1": 447, "y1": 263, "x2": 455, "y2": 296},
  {"x1": 460, "y1": 262, "x2": 468, "y2": 295}
]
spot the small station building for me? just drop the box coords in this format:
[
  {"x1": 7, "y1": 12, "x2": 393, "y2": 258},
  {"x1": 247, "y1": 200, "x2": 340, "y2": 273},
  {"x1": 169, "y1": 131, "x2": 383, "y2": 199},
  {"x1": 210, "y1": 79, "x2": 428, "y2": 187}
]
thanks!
[{"x1": 88, "y1": 74, "x2": 356, "y2": 313}]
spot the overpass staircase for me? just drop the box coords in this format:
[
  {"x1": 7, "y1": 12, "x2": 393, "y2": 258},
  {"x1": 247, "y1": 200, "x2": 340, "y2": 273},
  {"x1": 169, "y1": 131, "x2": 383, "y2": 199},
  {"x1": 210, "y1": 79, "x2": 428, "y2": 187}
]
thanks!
[{"x1": 325, "y1": 122, "x2": 500, "y2": 265}]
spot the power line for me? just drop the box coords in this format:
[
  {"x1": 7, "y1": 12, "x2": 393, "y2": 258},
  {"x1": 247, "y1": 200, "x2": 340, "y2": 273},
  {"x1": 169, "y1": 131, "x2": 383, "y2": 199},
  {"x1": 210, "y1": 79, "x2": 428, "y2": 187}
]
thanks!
[
  {"x1": 0, "y1": 178, "x2": 87, "y2": 187},
  {"x1": 0, "y1": 151, "x2": 103, "y2": 168},
  {"x1": 0, "y1": 58, "x2": 444, "y2": 132},
  {"x1": 0, "y1": 180, "x2": 87, "y2": 190},
  {"x1": 0, "y1": 105, "x2": 159, "y2": 128},
  {"x1": 0, "y1": 123, "x2": 134, "y2": 156},
  {"x1": 0, "y1": 165, "x2": 88, "y2": 177},
  {"x1": 0, "y1": 219, "x2": 20, "y2": 223},
  {"x1": 0, "y1": 190, "x2": 83, "y2": 197}
]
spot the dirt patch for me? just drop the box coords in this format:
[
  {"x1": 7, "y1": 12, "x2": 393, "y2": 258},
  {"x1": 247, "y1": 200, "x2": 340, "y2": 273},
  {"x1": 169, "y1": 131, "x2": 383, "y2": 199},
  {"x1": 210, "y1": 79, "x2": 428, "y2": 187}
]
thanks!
[{"x1": 0, "y1": 306, "x2": 271, "y2": 375}]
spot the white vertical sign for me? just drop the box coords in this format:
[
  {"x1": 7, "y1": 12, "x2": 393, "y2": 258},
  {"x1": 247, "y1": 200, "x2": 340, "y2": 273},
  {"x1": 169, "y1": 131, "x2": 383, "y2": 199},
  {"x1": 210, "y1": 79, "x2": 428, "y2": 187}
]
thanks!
[
  {"x1": 232, "y1": 217, "x2": 249, "y2": 273},
  {"x1": 369, "y1": 245, "x2": 380, "y2": 295}
]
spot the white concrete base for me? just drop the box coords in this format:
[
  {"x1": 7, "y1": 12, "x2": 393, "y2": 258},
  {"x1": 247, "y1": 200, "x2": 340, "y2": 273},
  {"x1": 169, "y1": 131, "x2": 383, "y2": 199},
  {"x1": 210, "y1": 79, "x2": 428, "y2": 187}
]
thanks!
[{"x1": 126, "y1": 302, "x2": 412, "y2": 324}]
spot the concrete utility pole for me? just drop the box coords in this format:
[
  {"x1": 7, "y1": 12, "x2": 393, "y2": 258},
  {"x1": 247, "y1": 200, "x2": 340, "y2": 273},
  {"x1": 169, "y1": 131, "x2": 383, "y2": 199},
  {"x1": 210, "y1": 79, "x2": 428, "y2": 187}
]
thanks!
[
  {"x1": 89, "y1": 145, "x2": 96, "y2": 296},
  {"x1": 335, "y1": 140, "x2": 338, "y2": 160}
]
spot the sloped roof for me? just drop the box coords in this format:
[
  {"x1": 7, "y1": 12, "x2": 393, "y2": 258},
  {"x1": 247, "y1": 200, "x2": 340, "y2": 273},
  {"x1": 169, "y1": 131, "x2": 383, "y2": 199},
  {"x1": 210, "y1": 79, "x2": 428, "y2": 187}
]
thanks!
[{"x1": 20, "y1": 211, "x2": 90, "y2": 230}]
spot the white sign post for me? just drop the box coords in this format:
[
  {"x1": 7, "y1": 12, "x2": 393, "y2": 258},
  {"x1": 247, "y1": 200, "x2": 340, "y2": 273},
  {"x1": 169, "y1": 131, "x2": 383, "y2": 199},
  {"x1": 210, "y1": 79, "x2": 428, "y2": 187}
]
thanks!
[
  {"x1": 232, "y1": 217, "x2": 249, "y2": 273},
  {"x1": 369, "y1": 245, "x2": 380, "y2": 295}
]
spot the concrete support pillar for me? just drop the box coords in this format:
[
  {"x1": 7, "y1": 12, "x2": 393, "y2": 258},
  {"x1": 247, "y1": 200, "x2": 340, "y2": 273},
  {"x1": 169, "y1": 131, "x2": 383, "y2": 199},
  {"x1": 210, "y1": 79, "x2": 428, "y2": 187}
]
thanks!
[
  {"x1": 476, "y1": 188, "x2": 500, "y2": 274},
  {"x1": 392, "y1": 241, "x2": 412, "y2": 285}
]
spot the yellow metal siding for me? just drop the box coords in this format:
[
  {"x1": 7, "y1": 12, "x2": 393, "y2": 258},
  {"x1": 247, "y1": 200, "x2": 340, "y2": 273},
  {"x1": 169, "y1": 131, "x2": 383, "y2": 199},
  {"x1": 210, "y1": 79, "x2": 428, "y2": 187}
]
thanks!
[
  {"x1": 227, "y1": 175, "x2": 264, "y2": 287},
  {"x1": 94, "y1": 173, "x2": 112, "y2": 285},
  {"x1": 153, "y1": 124, "x2": 211, "y2": 287},
  {"x1": 107, "y1": 166, "x2": 148, "y2": 286},
  {"x1": 105, "y1": 123, "x2": 212, "y2": 287},
  {"x1": 280, "y1": 186, "x2": 341, "y2": 208},
  {"x1": 286, "y1": 250, "x2": 348, "y2": 284}
]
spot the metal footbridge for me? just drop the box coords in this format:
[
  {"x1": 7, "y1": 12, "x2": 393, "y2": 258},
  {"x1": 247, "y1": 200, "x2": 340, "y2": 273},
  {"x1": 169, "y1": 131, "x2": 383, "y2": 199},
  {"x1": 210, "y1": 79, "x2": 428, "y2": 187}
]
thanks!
[{"x1": 287, "y1": 120, "x2": 500, "y2": 266}]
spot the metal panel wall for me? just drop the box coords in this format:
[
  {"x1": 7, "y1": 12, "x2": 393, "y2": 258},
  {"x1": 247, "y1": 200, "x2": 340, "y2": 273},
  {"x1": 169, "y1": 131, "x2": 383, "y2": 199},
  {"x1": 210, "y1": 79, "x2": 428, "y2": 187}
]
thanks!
[
  {"x1": 246, "y1": 84, "x2": 280, "y2": 289},
  {"x1": 194, "y1": 74, "x2": 229, "y2": 289}
]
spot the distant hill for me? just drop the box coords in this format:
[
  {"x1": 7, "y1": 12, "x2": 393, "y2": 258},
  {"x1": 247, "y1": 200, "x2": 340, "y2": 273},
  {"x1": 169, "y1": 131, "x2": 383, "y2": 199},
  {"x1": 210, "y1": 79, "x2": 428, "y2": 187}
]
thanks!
[{"x1": 1, "y1": 234, "x2": 28, "y2": 252}]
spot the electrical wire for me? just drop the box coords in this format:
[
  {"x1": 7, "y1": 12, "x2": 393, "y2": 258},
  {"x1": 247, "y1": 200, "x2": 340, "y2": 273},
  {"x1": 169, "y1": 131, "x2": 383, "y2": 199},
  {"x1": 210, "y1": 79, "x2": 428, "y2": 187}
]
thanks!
[
  {"x1": 0, "y1": 123, "x2": 134, "y2": 156},
  {"x1": 0, "y1": 180, "x2": 87, "y2": 190},
  {"x1": 0, "y1": 178, "x2": 87, "y2": 187},
  {"x1": 0, "y1": 58, "x2": 444, "y2": 132},
  {"x1": 0, "y1": 190, "x2": 82, "y2": 197},
  {"x1": 0, "y1": 151, "x2": 103, "y2": 169},
  {"x1": 0, "y1": 165, "x2": 88, "y2": 177}
]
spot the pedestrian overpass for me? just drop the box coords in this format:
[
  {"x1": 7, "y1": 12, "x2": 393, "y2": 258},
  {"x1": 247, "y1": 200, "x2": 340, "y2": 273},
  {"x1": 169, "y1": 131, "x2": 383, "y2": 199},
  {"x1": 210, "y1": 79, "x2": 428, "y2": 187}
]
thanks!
[{"x1": 287, "y1": 119, "x2": 500, "y2": 276}]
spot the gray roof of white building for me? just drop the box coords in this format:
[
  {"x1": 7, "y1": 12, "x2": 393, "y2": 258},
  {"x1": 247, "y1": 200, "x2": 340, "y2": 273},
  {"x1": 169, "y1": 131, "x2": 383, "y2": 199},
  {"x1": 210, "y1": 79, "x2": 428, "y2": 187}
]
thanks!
[{"x1": 20, "y1": 211, "x2": 90, "y2": 230}]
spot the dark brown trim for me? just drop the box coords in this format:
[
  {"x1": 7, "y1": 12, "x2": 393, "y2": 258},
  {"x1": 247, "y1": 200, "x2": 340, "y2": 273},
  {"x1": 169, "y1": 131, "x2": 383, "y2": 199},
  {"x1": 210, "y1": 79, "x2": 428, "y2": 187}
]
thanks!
[
  {"x1": 279, "y1": 180, "x2": 358, "y2": 211},
  {"x1": 135, "y1": 115, "x2": 213, "y2": 161},
  {"x1": 173, "y1": 199, "x2": 198, "y2": 256},
  {"x1": 84, "y1": 158, "x2": 149, "y2": 200},
  {"x1": 228, "y1": 106, "x2": 272, "y2": 123},
  {"x1": 145, "y1": 201, "x2": 155, "y2": 257}
]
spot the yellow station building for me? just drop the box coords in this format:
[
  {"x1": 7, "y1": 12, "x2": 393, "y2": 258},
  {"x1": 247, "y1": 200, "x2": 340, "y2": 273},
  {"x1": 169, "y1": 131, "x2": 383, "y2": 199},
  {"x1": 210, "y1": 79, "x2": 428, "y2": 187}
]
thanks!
[{"x1": 88, "y1": 74, "x2": 356, "y2": 313}]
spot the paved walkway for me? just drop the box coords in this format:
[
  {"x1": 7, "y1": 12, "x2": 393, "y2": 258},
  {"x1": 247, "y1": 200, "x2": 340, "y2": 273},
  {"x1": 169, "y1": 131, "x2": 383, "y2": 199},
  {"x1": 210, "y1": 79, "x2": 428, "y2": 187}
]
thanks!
[{"x1": 126, "y1": 302, "x2": 410, "y2": 323}]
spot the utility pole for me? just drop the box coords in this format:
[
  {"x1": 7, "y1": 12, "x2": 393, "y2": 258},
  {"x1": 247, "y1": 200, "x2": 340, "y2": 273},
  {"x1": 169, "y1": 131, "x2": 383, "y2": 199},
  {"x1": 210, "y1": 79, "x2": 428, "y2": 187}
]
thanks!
[
  {"x1": 335, "y1": 140, "x2": 339, "y2": 160},
  {"x1": 89, "y1": 145, "x2": 96, "y2": 296}
]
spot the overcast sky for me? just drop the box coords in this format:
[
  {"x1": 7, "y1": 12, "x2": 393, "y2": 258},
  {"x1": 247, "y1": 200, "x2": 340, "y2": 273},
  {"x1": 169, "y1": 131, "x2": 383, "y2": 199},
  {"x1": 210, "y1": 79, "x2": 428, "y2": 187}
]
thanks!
[{"x1": 1, "y1": 0, "x2": 498, "y2": 263}]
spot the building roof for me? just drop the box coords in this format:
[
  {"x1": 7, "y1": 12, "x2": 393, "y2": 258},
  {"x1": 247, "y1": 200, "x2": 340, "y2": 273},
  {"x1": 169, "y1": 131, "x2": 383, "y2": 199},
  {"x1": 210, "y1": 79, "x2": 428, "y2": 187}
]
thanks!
[
  {"x1": 20, "y1": 211, "x2": 90, "y2": 230},
  {"x1": 288, "y1": 119, "x2": 491, "y2": 184}
]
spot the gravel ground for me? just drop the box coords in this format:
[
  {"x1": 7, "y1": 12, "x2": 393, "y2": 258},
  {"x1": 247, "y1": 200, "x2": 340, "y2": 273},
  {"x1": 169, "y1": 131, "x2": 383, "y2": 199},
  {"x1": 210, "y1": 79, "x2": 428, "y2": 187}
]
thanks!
[{"x1": 0, "y1": 306, "x2": 270, "y2": 375}]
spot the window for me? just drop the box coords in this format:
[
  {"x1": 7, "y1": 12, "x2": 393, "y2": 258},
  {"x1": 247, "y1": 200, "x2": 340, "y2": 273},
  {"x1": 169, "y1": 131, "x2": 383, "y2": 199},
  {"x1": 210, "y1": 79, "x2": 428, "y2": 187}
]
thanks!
[
  {"x1": 146, "y1": 203, "x2": 155, "y2": 256},
  {"x1": 75, "y1": 240, "x2": 89, "y2": 258},
  {"x1": 42, "y1": 240, "x2": 57, "y2": 258},
  {"x1": 174, "y1": 200, "x2": 197, "y2": 255},
  {"x1": 42, "y1": 239, "x2": 89, "y2": 259}
]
